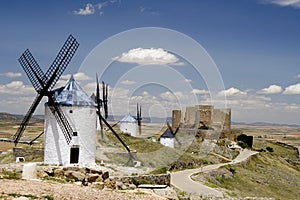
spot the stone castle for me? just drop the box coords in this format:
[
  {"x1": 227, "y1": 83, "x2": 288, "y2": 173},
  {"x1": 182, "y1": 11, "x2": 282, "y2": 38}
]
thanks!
[{"x1": 172, "y1": 105, "x2": 231, "y2": 133}]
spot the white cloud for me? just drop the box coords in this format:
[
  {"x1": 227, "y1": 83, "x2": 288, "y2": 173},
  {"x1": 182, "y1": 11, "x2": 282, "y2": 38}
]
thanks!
[
  {"x1": 61, "y1": 72, "x2": 92, "y2": 81},
  {"x1": 296, "y1": 74, "x2": 300, "y2": 78},
  {"x1": 285, "y1": 103, "x2": 300, "y2": 110},
  {"x1": 160, "y1": 91, "x2": 178, "y2": 102},
  {"x1": 257, "y1": 84, "x2": 282, "y2": 94},
  {"x1": 0, "y1": 81, "x2": 35, "y2": 95},
  {"x1": 184, "y1": 79, "x2": 192, "y2": 83},
  {"x1": 74, "y1": 1, "x2": 120, "y2": 16},
  {"x1": 120, "y1": 80, "x2": 136, "y2": 85},
  {"x1": 283, "y1": 83, "x2": 300, "y2": 94},
  {"x1": 114, "y1": 48, "x2": 185, "y2": 66},
  {"x1": 74, "y1": 3, "x2": 95, "y2": 15},
  {"x1": 191, "y1": 89, "x2": 208, "y2": 95},
  {"x1": 261, "y1": 0, "x2": 300, "y2": 8},
  {"x1": 0, "y1": 72, "x2": 22, "y2": 78},
  {"x1": 218, "y1": 87, "x2": 246, "y2": 96}
]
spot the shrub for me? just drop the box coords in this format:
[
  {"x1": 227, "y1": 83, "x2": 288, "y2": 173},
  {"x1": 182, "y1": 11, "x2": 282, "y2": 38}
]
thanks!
[
  {"x1": 266, "y1": 146, "x2": 274, "y2": 152},
  {"x1": 238, "y1": 141, "x2": 248, "y2": 149},
  {"x1": 237, "y1": 134, "x2": 253, "y2": 148}
]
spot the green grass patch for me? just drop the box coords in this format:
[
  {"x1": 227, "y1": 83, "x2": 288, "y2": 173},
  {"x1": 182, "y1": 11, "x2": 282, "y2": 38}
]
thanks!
[
  {"x1": 1, "y1": 169, "x2": 20, "y2": 179},
  {"x1": 42, "y1": 176, "x2": 73, "y2": 184},
  {"x1": 8, "y1": 193, "x2": 38, "y2": 199}
]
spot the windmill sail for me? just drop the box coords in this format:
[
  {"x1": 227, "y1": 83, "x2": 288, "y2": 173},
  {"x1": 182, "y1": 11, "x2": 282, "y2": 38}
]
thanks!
[
  {"x1": 13, "y1": 34, "x2": 79, "y2": 146},
  {"x1": 95, "y1": 76, "x2": 134, "y2": 163},
  {"x1": 19, "y1": 49, "x2": 45, "y2": 91}
]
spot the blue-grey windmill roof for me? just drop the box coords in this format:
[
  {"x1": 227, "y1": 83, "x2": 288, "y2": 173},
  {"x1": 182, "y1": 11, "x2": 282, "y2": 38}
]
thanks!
[
  {"x1": 161, "y1": 129, "x2": 175, "y2": 138},
  {"x1": 120, "y1": 114, "x2": 137, "y2": 123},
  {"x1": 53, "y1": 75, "x2": 95, "y2": 106}
]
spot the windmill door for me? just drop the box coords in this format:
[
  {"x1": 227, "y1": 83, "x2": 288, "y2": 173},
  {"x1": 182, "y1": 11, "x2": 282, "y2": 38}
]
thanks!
[{"x1": 70, "y1": 146, "x2": 79, "y2": 164}]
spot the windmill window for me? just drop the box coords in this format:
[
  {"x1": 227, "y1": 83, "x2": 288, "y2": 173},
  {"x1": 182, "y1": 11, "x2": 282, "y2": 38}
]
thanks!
[{"x1": 69, "y1": 110, "x2": 73, "y2": 113}]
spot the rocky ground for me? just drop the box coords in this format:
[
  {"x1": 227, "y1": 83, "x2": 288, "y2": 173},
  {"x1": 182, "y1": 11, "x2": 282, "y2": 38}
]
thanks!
[{"x1": 0, "y1": 179, "x2": 165, "y2": 200}]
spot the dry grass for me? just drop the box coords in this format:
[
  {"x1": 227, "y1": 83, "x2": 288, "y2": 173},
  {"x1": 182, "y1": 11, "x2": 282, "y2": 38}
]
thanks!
[{"x1": 197, "y1": 140, "x2": 300, "y2": 199}]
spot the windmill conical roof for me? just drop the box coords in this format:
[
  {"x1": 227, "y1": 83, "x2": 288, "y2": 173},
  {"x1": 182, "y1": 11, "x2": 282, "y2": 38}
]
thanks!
[
  {"x1": 120, "y1": 114, "x2": 137, "y2": 123},
  {"x1": 161, "y1": 129, "x2": 175, "y2": 138},
  {"x1": 54, "y1": 75, "x2": 95, "y2": 106}
]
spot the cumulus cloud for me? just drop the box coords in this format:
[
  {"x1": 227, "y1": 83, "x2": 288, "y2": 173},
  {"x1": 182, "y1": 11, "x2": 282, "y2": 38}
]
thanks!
[
  {"x1": 74, "y1": 1, "x2": 120, "y2": 16},
  {"x1": 257, "y1": 84, "x2": 282, "y2": 94},
  {"x1": 191, "y1": 89, "x2": 208, "y2": 95},
  {"x1": 0, "y1": 81, "x2": 35, "y2": 95},
  {"x1": 160, "y1": 91, "x2": 179, "y2": 102},
  {"x1": 74, "y1": 3, "x2": 95, "y2": 15},
  {"x1": 61, "y1": 72, "x2": 92, "y2": 81},
  {"x1": 285, "y1": 103, "x2": 300, "y2": 110},
  {"x1": 120, "y1": 80, "x2": 136, "y2": 85},
  {"x1": 0, "y1": 72, "x2": 22, "y2": 78},
  {"x1": 283, "y1": 83, "x2": 300, "y2": 94},
  {"x1": 260, "y1": 0, "x2": 300, "y2": 8},
  {"x1": 218, "y1": 87, "x2": 246, "y2": 96},
  {"x1": 114, "y1": 48, "x2": 185, "y2": 66}
]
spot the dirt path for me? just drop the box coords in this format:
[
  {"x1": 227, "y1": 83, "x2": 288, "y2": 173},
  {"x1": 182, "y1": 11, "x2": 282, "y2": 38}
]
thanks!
[
  {"x1": 171, "y1": 149, "x2": 258, "y2": 198},
  {"x1": 0, "y1": 179, "x2": 165, "y2": 200}
]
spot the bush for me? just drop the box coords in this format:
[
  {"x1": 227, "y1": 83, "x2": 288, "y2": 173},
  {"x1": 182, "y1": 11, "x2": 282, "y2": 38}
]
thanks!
[
  {"x1": 238, "y1": 141, "x2": 248, "y2": 149},
  {"x1": 237, "y1": 134, "x2": 253, "y2": 148},
  {"x1": 266, "y1": 146, "x2": 274, "y2": 152}
]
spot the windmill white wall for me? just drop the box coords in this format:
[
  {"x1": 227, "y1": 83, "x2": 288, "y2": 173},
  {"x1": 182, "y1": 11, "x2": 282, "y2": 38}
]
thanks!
[
  {"x1": 160, "y1": 137, "x2": 174, "y2": 148},
  {"x1": 160, "y1": 129, "x2": 175, "y2": 148},
  {"x1": 44, "y1": 76, "x2": 96, "y2": 167},
  {"x1": 44, "y1": 106, "x2": 96, "y2": 166},
  {"x1": 119, "y1": 114, "x2": 137, "y2": 137}
]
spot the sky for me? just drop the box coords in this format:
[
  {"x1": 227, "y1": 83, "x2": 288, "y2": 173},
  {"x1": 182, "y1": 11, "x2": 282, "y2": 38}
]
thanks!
[{"x1": 0, "y1": 0, "x2": 299, "y2": 125}]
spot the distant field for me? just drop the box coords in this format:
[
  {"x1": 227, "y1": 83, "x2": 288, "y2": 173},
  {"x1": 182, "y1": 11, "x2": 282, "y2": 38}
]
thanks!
[
  {"x1": 232, "y1": 124, "x2": 300, "y2": 146},
  {"x1": 0, "y1": 121, "x2": 44, "y2": 151}
]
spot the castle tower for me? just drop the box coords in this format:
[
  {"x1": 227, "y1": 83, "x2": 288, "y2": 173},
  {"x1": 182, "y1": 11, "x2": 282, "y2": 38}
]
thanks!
[
  {"x1": 196, "y1": 105, "x2": 214, "y2": 128},
  {"x1": 44, "y1": 76, "x2": 96, "y2": 166},
  {"x1": 172, "y1": 110, "x2": 181, "y2": 131},
  {"x1": 184, "y1": 106, "x2": 196, "y2": 127}
]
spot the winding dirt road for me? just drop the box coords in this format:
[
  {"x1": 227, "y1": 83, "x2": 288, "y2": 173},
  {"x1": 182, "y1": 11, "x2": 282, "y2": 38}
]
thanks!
[{"x1": 171, "y1": 149, "x2": 258, "y2": 198}]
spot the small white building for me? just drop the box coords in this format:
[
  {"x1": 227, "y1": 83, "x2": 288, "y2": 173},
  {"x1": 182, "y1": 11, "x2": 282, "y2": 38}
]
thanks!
[
  {"x1": 160, "y1": 129, "x2": 175, "y2": 148},
  {"x1": 44, "y1": 76, "x2": 96, "y2": 166},
  {"x1": 119, "y1": 114, "x2": 137, "y2": 137}
]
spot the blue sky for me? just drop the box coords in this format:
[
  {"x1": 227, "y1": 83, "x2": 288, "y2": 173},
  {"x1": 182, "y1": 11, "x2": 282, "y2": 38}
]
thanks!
[{"x1": 0, "y1": 0, "x2": 299, "y2": 124}]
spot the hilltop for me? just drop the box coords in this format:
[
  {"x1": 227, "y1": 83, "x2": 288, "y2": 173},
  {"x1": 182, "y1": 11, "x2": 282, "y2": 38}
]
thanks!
[{"x1": 0, "y1": 112, "x2": 43, "y2": 124}]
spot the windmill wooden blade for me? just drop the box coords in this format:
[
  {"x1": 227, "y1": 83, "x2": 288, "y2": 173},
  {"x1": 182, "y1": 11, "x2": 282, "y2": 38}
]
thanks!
[
  {"x1": 18, "y1": 49, "x2": 45, "y2": 92},
  {"x1": 43, "y1": 34, "x2": 79, "y2": 91},
  {"x1": 173, "y1": 126, "x2": 180, "y2": 135},
  {"x1": 137, "y1": 104, "x2": 142, "y2": 126},
  {"x1": 13, "y1": 34, "x2": 79, "y2": 147},
  {"x1": 166, "y1": 121, "x2": 174, "y2": 134},
  {"x1": 13, "y1": 93, "x2": 44, "y2": 144},
  {"x1": 47, "y1": 95, "x2": 73, "y2": 144},
  {"x1": 97, "y1": 112, "x2": 134, "y2": 163},
  {"x1": 102, "y1": 81, "x2": 108, "y2": 119},
  {"x1": 96, "y1": 74, "x2": 104, "y2": 139}
]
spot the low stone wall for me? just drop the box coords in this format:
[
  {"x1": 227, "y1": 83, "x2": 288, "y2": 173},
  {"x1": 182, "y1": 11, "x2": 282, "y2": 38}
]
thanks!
[{"x1": 113, "y1": 173, "x2": 170, "y2": 187}]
